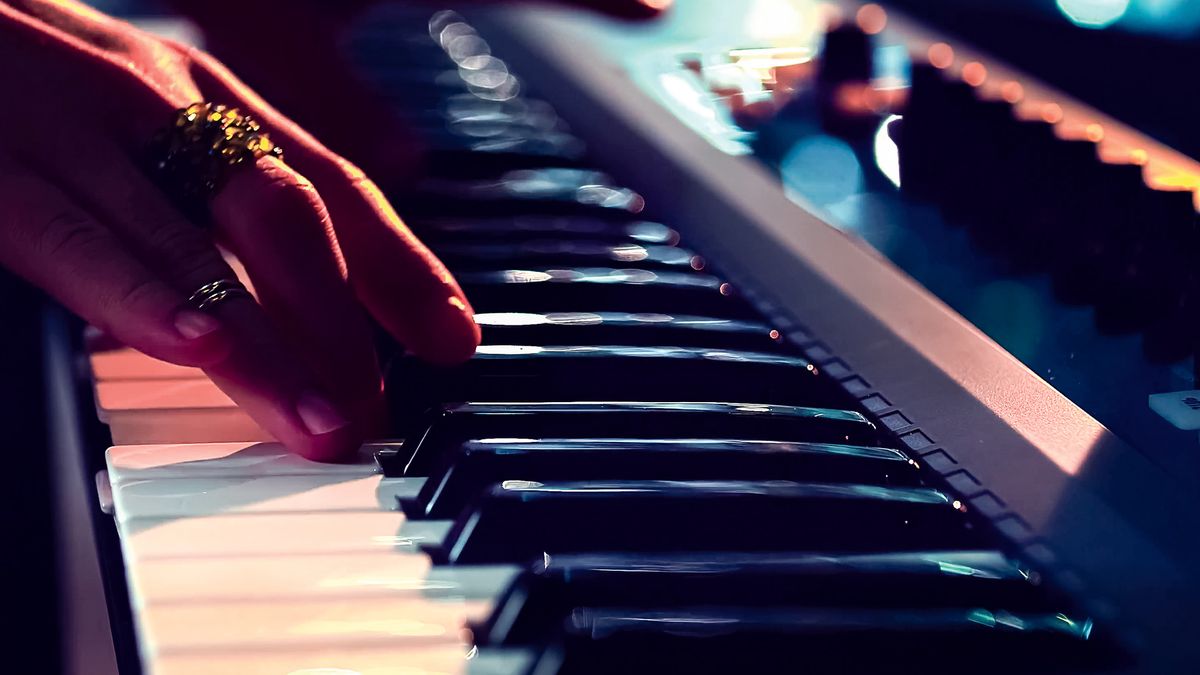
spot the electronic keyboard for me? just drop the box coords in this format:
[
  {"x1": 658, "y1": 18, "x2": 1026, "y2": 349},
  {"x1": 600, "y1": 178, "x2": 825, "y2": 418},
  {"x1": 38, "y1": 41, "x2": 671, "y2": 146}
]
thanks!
[{"x1": 48, "y1": 2, "x2": 1200, "y2": 673}]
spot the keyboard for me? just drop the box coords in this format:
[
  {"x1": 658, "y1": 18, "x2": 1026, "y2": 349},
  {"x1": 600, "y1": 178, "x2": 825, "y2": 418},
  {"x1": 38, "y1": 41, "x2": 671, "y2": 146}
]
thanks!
[{"x1": 48, "y1": 2, "x2": 1200, "y2": 673}]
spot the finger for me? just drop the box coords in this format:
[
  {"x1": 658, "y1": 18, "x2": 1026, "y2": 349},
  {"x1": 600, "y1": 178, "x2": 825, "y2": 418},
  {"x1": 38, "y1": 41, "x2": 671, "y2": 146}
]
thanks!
[
  {"x1": 0, "y1": 161, "x2": 230, "y2": 367},
  {"x1": 181, "y1": 48, "x2": 481, "y2": 365},
  {"x1": 27, "y1": 127, "x2": 378, "y2": 458},
  {"x1": 210, "y1": 156, "x2": 386, "y2": 429}
]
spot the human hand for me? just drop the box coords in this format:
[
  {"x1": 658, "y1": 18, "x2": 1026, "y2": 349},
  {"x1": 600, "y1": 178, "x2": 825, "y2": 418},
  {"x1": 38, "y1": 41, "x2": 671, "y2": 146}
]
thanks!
[{"x1": 0, "y1": 0, "x2": 481, "y2": 460}]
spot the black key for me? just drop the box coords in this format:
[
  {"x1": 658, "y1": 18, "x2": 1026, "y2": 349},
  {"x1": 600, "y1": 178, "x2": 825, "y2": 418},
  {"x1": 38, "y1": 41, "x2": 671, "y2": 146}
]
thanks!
[
  {"x1": 479, "y1": 550, "x2": 1057, "y2": 645},
  {"x1": 435, "y1": 241, "x2": 702, "y2": 272},
  {"x1": 472, "y1": 312, "x2": 789, "y2": 352},
  {"x1": 425, "y1": 480, "x2": 982, "y2": 564},
  {"x1": 417, "y1": 134, "x2": 589, "y2": 178},
  {"x1": 454, "y1": 268, "x2": 757, "y2": 318},
  {"x1": 405, "y1": 438, "x2": 918, "y2": 518},
  {"x1": 415, "y1": 218, "x2": 679, "y2": 245},
  {"x1": 538, "y1": 606, "x2": 1106, "y2": 675},
  {"x1": 392, "y1": 402, "x2": 880, "y2": 475},
  {"x1": 398, "y1": 169, "x2": 645, "y2": 218},
  {"x1": 387, "y1": 345, "x2": 855, "y2": 416}
]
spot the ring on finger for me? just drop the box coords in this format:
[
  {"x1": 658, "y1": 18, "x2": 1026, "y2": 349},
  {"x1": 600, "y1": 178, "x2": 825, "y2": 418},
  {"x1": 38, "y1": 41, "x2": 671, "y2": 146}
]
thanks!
[{"x1": 188, "y1": 278, "x2": 252, "y2": 312}]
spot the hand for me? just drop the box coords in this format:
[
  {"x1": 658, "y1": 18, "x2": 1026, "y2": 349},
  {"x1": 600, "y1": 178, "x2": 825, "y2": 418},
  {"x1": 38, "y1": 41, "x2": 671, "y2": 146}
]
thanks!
[{"x1": 0, "y1": 0, "x2": 481, "y2": 460}]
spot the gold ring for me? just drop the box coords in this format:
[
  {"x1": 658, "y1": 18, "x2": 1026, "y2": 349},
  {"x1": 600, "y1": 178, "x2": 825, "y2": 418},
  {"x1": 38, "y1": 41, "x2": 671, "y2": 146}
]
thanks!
[
  {"x1": 147, "y1": 102, "x2": 284, "y2": 221},
  {"x1": 187, "y1": 278, "x2": 252, "y2": 312}
]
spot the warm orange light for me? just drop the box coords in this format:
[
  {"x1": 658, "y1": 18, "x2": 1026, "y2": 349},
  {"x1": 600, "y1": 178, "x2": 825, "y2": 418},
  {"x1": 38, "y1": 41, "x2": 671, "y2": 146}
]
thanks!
[
  {"x1": 962, "y1": 62, "x2": 987, "y2": 87},
  {"x1": 1130, "y1": 149, "x2": 1149, "y2": 165},
  {"x1": 769, "y1": 329, "x2": 782, "y2": 341},
  {"x1": 640, "y1": 0, "x2": 673, "y2": 10},
  {"x1": 856, "y1": 4, "x2": 888, "y2": 35},
  {"x1": 1085, "y1": 124, "x2": 1104, "y2": 142},
  {"x1": 1000, "y1": 81, "x2": 1024, "y2": 103},
  {"x1": 1040, "y1": 103, "x2": 1064, "y2": 124},
  {"x1": 927, "y1": 43, "x2": 954, "y2": 69}
]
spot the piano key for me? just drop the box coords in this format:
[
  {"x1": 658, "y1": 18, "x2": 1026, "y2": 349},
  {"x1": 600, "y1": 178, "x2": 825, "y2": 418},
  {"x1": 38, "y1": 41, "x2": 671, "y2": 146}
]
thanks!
[
  {"x1": 138, "y1": 596, "x2": 491, "y2": 656},
  {"x1": 427, "y1": 480, "x2": 981, "y2": 564},
  {"x1": 418, "y1": 135, "x2": 589, "y2": 178},
  {"x1": 540, "y1": 607, "x2": 1103, "y2": 674},
  {"x1": 389, "y1": 346, "x2": 853, "y2": 414},
  {"x1": 455, "y1": 268, "x2": 757, "y2": 318},
  {"x1": 394, "y1": 401, "x2": 880, "y2": 475},
  {"x1": 400, "y1": 169, "x2": 644, "y2": 218},
  {"x1": 128, "y1": 553, "x2": 518, "y2": 604},
  {"x1": 479, "y1": 550, "x2": 1057, "y2": 646},
  {"x1": 105, "y1": 441, "x2": 384, "y2": 483},
  {"x1": 473, "y1": 312, "x2": 789, "y2": 352},
  {"x1": 415, "y1": 218, "x2": 679, "y2": 245},
  {"x1": 88, "y1": 347, "x2": 202, "y2": 381},
  {"x1": 152, "y1": 645, "x2": 537, "y2": 675},
  {"x1": 109, "y1": 474, "x2": 421, "y2": 522},
  {"x1": 434, "y1": 241, "x2": 702, "y2": 272},
  {"x1": 94, "y1": 378, "x2": 268, "y2": 444},
  {"x1": 118, "y1": 511, "x2": 450, "y2": 561},
  {"x1": 406, "y1": 437, "x2": 919, "y2": 519}
]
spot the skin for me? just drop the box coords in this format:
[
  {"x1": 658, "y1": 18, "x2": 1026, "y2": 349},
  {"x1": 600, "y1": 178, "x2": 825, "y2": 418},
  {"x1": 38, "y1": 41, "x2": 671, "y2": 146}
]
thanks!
[{"x1": 0, "y1": 0, "x2": 666, "y2": 461}]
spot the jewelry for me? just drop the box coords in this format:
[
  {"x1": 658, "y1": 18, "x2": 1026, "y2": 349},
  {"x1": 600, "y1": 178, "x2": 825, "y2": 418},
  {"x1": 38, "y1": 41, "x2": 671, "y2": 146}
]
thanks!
[
  {"x1": 147, "y1": 102, "x2": 283, "y2": 220},
  {"x1": 187, "y1": 278, "x2": 252, "y2": 312}
]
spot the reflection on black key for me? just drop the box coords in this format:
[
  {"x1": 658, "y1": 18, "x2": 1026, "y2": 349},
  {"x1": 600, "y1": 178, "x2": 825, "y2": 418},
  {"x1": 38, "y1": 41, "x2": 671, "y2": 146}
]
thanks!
[
  {"x1": 400, "y1": 169, "x2": 644, "y2": 218},
  {"x1": 405, "y1": 438, "x2": 919, "y2": 518},
  {"x1": 416, "y1": 218, "x2": 679, "y2": 245},
  {"x1": 538, "y1": 606, "x2": 1104, "y2": 675},
  {"x1": 435, "y1": 241, "x2": 702, "y2": 272},
  {"x1": 473, "y1": 312, "x2": 789, "y2": 352},
  {"x1": 393, "y1": 401, "x2": 880, "y2": 475},
  {"x1": 455, "y1": 268, "x2": 756, "y2": 318},
  {"x1": 426, "y1": 480, "x2": 981, "y2": 564},
  {"x1": 479, "y1": 550, "x2": 1056, "y2": 645},
  {"x1": 388, "y1": 345, "x2": 855, "y2": 418}
]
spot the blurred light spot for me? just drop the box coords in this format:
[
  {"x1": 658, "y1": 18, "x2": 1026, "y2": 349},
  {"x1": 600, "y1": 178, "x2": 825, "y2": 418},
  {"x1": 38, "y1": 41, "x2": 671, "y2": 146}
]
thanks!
[
  {"x1": 855, "y1": 4, "x2": 887, "y2": 34},
  {"x1": 781, "y1": 136, "x2": 863, "y2": 205},
  {"x1": 474, "y1": 312, "x2": 551, "y2": 326},
  {"x1": 874, "y1": 115, "x2": 902, "y2": 187},
  {"x1": 961, "y1": 62, "x2": 987, "y2": 87},
  {"x1": 1056, "y1": 0, "x2": 1130, "y2": 28},
  {"x1": 1130, "y1": 148, "x2": 1149, "y2": 165},
  {"x1": 1041, "y1": 103, "x2": 1064, "y2": 123},
  {"x1": 1000, "y1": 81, "x2": 1025, "y2": 103},
  {"x1": 1086, "y1": 123, "x2": 1105, "y2": 142},
  {"x1": 927, "y1": 43, "x2": 954, "y2": 69}
]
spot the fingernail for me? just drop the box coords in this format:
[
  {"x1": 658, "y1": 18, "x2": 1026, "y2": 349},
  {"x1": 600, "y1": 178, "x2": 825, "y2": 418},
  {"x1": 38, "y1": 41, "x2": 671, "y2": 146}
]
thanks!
[
  {"x1": 295, "y1": 392, "x2": 351, "y2": 436},
  {"x1": 174, "y1": 310, "x2": 222, "y2": 340}
]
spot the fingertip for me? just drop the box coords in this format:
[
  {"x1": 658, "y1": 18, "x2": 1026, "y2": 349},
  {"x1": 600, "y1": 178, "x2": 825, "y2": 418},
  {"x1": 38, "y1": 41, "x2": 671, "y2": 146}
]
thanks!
[
  {"x1": 291, "y1": 425, "x2": 365, "y2": 463},
  {"x1": 397, "y1": 294, "x2": 481, "y2": 366}
]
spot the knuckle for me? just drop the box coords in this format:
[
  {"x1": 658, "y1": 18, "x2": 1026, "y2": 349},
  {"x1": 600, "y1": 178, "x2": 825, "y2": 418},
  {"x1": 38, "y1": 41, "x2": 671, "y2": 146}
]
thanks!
[{"x1": 38, "y1": 211, "x2": 108, "y2": 259}]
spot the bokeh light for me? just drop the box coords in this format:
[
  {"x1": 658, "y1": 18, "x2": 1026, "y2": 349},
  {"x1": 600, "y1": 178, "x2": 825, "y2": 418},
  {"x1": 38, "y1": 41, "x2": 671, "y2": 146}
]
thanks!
[{"x1": 1056, "y1": 0, "x2": 1131, "y2": 28}]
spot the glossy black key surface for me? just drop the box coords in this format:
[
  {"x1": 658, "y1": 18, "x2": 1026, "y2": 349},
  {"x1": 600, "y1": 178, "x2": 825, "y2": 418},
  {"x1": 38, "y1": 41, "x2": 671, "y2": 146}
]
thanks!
[
  {"x1": 478, "y1": 550, "x2": 1057, "y2": 645},
  {"x1": 399, "y1": 169, "x2": 644, "y2": 218},
  {"x1": 425, "y1": 480, "x2": 981, "y2": 564},
  {"x1": 434, "y1": 241, "x2": 702, "y2": 272},
  {"x1": 415, "y1": 218, "x2": 679, "y2": 245},
  {"x1": 472, "y1": 312, "x2": 790, "y2": 352},
  {"x1": 404, "y1": 438, "x2": 918, "y2": 519},
  {"x1": 388, "y1": 345, "x2": 855, "y2": 419},
  {"x1": 405, "y1": 432, "x2": 916, "y2": 516},
  {"x1": 537, "y1": 607, "x2": 1104, "y2": 675},
  {"x1": 454, "y1": 268, "x2": 757, "y2": 318},
  {"x1": 394, "y1": 401, "x2": 879, "y2": 474}
]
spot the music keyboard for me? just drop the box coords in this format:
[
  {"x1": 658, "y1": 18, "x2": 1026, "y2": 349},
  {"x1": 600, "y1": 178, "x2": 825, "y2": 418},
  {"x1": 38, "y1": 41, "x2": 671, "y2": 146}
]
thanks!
[{"x1": 56, "y1": 2, "x2": 1200, "y2": 673}]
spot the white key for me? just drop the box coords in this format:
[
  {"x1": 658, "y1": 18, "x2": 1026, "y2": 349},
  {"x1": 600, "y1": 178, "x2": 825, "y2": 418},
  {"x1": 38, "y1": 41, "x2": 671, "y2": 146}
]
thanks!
[
  {"x1": 151, "y1": 645, "x2": 537, "y2": 675},
  {"x1": 111, "y1": 475, "x2": 422, "y2": 522},
  {"x1": 128, "y1": 553, "x2": 518, "y2": 605},
  {"x1": 89, "y1": 348, "x2": 203, "y2": 381},
  {"x1": 95, "y1": 378, "x2": 268, "y2": 444},
  {"x1": 119, "y1": 512, "x2": 452, "y2": 561},
  {"x1": 138, "y1": 596, "x2": 491, "y2": 656},
  {"x1": 106, "y1": 441, "x2": 388, "y2": 483}
]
